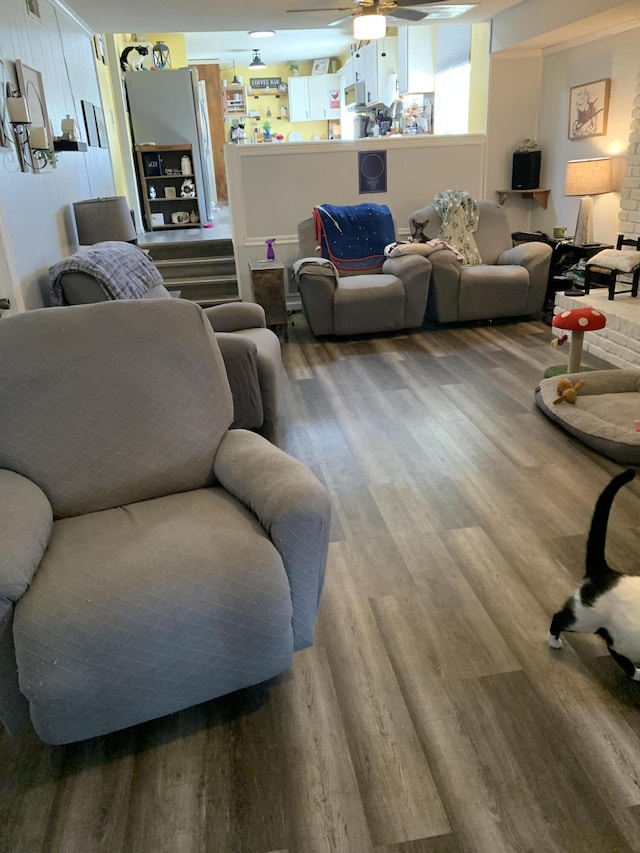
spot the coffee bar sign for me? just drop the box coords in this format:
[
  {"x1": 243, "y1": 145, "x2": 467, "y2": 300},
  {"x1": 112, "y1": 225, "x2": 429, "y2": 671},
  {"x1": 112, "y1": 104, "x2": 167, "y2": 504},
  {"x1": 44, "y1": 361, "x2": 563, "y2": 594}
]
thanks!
[{"x1": 250, "y1": 77, "x2": 282, "y2": 89}]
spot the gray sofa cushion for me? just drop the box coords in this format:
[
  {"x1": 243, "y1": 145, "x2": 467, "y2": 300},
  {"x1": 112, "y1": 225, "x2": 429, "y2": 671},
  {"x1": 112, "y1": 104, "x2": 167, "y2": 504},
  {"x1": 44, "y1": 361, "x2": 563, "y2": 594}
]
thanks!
[
  {"x1": 459, "y1": 265, "x2": 529, "y2": 322},
  {"x1": 334, "y1": 274, "x2": 404, "y2": 335},
  {"x1": 14, "y1": 487, "x2": 294, "y2": 744}
]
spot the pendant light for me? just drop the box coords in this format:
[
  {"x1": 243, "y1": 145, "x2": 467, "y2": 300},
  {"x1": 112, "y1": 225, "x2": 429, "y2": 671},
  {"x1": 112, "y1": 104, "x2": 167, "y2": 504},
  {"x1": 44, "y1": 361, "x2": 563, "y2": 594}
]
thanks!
[
  {"x1": 231, "y1": 61, "x2": 241, "y2": 85},
  {"x1": 249, "y1": 49, "x2": 266, "y2": 69}
]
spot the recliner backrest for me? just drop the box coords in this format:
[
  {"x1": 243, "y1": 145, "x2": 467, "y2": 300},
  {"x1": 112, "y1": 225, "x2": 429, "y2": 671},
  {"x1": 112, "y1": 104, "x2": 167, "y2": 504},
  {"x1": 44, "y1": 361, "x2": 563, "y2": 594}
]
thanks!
[
  {"x1": 297, "y1": 212, "x2": 398, "y2": 278},
  {"x1": 410, "y1": 199, "x2": 513, "y2": 265},
  {"x1": 0, "y1": 300, "x2": 233, "y2": 518}
]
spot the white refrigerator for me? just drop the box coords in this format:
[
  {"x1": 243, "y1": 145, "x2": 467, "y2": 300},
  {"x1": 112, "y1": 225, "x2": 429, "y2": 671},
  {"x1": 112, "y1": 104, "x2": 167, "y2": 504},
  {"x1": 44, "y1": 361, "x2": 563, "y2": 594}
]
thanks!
[{"x1": 125, "y1": 67, "x2": 217, "y2": 225}]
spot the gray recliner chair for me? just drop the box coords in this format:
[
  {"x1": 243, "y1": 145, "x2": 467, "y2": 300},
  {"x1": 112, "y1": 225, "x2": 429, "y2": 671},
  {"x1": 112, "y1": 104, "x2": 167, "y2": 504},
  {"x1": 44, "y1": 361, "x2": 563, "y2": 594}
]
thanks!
[
  {"x1": 294, "y1": 215, "x2": 431, "y2": 336},
  {"x1": 48, "y1": 242, "x2": 282, "y2": 429},
  {"x1": 409, "y1": 199, "x2": 552, "y2": 323},
  {"x1": 0, "y1": 299, "x2": 330, "y2": 744}
]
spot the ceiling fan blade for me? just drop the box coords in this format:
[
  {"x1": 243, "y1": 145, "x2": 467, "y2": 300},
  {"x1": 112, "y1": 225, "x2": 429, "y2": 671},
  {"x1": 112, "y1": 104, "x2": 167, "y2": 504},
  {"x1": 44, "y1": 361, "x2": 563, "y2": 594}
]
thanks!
[
  {"x1": 392, "y1": 0, "x2": 447, "y2": 5},
  {"x1": 328, "y1": 13, "x2": 355, "y2": 26},
  {"x1": 388, "y1": 6, "x2": 428, "y2": 19},
  {"x1": 285, "y1": 6, "x2": 352, "y2": 12}
]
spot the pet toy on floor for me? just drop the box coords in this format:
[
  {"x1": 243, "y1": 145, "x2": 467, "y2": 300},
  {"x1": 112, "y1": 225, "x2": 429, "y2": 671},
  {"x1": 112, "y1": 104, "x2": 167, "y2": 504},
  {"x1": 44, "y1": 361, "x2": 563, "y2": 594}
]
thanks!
[{"x1": 553, "y1": 377, "x2": 584, "y2": 404}]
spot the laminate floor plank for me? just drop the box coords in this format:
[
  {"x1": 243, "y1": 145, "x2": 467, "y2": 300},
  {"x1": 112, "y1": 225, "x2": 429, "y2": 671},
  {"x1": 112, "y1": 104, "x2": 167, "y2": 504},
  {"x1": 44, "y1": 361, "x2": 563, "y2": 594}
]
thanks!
[
  {"x1": 319, "y1": 542, "x2": 451, "y2": 846},
  {"x1": 275, "y1": 647, "x2": 374, "y2": 853},
  {"x1": 374, "y1": 835, "x2": 462, "y2": 853}
]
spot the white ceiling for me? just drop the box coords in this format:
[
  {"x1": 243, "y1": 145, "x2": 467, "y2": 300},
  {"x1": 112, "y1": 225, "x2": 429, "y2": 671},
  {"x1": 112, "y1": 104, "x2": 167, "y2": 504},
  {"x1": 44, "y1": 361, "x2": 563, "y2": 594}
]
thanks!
[
  {"x1": 60, "y1": 0, "x2": 523, "y2": 65},
  {"x1": 60, "y1": 0, "x2": 640, "y2": 67}
]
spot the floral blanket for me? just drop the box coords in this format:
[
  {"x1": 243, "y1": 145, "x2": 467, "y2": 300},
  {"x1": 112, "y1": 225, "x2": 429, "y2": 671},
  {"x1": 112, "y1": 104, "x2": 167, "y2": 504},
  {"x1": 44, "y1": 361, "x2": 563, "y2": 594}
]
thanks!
[{"x1": 432, "y1": 190, "x2": 482, "y2": 266}]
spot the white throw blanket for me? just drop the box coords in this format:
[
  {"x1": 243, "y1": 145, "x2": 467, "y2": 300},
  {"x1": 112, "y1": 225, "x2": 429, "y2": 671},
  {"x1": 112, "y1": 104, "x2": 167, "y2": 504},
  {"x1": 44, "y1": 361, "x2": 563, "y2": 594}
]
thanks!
[{"x1": 432, "y1": 189, "x2": 482, "y2": 266}]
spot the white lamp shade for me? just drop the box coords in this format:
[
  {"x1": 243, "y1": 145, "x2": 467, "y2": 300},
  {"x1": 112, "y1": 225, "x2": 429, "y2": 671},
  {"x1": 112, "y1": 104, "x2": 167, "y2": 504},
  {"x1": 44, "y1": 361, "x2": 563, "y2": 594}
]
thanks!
[
  {"x1": 564, "y1": 157, "x2": 613, "y2": 196},
  {"x1": 73, "y1": 196, "x2": 137, "y2": 245},
  {"x1": 354, "y1": 13, "x2": 386, "y2": 40}
]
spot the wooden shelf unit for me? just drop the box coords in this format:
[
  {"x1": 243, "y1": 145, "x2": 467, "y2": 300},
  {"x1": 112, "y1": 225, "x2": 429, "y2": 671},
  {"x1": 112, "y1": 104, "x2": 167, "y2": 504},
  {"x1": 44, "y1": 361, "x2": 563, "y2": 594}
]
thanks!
[
  {"x1": 222, "y1": 84, "x2": 248, "y2": 117},
  {"x1": 135, "y1": 144, "x2": 199, "y2": 231},
  {"x1": 497, "y1": 188, "x2": 550, "y2": 209}
]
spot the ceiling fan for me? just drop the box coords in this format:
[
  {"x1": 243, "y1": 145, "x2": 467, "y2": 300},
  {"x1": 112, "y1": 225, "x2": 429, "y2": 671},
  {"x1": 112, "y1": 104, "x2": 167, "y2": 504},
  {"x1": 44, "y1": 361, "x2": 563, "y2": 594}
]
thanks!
[{"x1": 286, "y1": 0, "x2": 449, "y2": 28}]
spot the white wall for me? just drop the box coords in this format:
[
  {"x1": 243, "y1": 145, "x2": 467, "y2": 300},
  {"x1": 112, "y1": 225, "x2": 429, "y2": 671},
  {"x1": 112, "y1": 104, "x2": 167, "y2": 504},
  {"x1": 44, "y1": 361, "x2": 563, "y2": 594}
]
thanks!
[
  {"x1": 485, "y1": 53, "x2": 543, "y2": 233},
  {"x1": 531, "y1": 27, "x2": 639, "y2": 245},
  {"x1": 0, "y1": 0, "x2": 115, "y2": 310},
  {"x1": 225, "y1": 135, "x2": 485, "y2": 301}
]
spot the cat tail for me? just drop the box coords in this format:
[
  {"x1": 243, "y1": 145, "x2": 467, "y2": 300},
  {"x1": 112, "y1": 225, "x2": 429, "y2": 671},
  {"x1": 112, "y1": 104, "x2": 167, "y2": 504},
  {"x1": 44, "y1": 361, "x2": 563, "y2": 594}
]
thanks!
[{"x1": 585, "y1": 468, "x2": 636, "y2": 580}]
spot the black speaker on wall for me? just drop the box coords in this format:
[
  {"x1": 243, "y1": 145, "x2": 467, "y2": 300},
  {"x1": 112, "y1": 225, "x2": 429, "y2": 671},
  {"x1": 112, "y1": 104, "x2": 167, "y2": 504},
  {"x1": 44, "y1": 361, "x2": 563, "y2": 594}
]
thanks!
[{"x1": 511, "y1": 150, "x2": 541, "y2": 190}]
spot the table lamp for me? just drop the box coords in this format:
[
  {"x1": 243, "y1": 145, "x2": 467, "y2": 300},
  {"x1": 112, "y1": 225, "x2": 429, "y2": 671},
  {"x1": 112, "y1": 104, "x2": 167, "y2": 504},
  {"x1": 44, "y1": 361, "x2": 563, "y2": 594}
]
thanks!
[
  {"x1": 564, "y1": 157, "x2": 612, "y2": 246},
  {"x1": 73, "y1": 196, "x2": 137, "y2": 245}
]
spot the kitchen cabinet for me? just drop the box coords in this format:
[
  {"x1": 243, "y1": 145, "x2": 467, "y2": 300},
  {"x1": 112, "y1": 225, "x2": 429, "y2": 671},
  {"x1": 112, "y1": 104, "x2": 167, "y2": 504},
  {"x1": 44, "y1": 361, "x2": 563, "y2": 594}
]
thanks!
[
  {"x1": 359, "y1": 38, "x2": 398, "y2": 106},
  {"x1": 222, "y1": 84, "x2": 248, "y2": 117},
  {"x1": 288, "y1": 73, "x2": 341, "y2": 121},
  {"x1": 397, "y1": 26, "x2": 435, "y2": 95}
]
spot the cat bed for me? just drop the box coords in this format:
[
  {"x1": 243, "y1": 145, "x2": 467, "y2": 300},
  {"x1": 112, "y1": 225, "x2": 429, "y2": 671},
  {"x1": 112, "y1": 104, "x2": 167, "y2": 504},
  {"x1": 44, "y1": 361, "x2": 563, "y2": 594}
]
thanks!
[{"x1": 534, "y1": 369, "x2": 640, "y2": 464}]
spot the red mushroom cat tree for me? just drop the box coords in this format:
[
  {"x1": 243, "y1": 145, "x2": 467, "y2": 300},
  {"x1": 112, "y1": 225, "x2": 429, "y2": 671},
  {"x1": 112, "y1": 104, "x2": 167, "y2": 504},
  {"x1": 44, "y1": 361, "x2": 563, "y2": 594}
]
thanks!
[{"x1": 550, "y1": 306, "x2": 606, "y2": 374}]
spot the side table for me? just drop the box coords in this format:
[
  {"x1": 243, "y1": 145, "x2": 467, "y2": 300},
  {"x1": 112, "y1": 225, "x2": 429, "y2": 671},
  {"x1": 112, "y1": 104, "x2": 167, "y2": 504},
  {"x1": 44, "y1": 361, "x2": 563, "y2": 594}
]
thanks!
[
  {"x1": 248, "y1": 260, "x2": 288, "y2": 342},
  {"x1": 543, "y1": 241, "x2": 613, "y2": 320}
]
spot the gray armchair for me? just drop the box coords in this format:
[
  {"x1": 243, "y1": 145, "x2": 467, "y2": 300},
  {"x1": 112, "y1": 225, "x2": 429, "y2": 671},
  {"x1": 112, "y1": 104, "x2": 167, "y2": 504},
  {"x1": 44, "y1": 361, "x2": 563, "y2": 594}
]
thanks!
[
  {"x1": 0, "y1": 299, "x2": 330, "y2": 744},
  {"x1": 410, "y1": 199, "x2": 552, "y2": 323},
  {"x1": 48, "y1": 242, "x2": 282, "y2": 429},
  {"x1": 294, "y1": 215, "x2": 430, "y2": 336}
]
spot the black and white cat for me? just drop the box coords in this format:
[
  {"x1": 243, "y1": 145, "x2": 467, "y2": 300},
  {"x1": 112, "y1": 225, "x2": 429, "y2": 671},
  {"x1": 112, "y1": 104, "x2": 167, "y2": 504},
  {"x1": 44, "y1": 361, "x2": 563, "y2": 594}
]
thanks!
[
  {"x1": 120, "y1": 45, "x2": 149, "y2": 72},
  {"x1": 548, "y1": 468, "x2": 640, "y2": 679}
]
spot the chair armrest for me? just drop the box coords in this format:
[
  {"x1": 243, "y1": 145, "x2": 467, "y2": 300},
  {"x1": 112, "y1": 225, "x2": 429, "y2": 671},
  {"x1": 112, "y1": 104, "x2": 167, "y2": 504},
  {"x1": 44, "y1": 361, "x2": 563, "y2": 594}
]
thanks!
[
  {"x1": 293, "y1": 258, "x2": 338, "y2": 336},
  {"x1": 498, "y1": 240, "x2": 551, "y2": 268},
  {"x1": 382, "y1": 254, "x2": 431, "y2": 328},
  {"x1": 215, "y1": 333, "x2": 264, "y2": 429},
  {"x1": 0, "y1": 469, "x2": 52, "y2": 614},
  {"x1": 204, "y1": 302, "x2": 267, "y2": 332},
  {"x1": 214, "y1": 430, "x2": 331, "y2": 650},
  {"x1": 0, "y1": 470, "x2": 52, "y2": 737},
  {"x1": 498, "y1": 241, "x2": 552, "y2": 313},
  {"x1": 422, "y1": 250, "x2": 463, "y2": 323}
]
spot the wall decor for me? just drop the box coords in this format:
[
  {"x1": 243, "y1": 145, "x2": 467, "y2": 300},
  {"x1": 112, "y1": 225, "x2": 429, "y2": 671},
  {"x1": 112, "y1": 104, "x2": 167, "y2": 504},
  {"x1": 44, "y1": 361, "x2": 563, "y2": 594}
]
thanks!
[
  {"x1": 93, "y1": 35, "x2": 107, "y2": 65},
  {"x1": 359, "y1": 150, "x2": 387, "y2": 194},
  {"x1": 93, "y1": 105, "x2": 108, "y2": 147},
  {"x1": 81, "y1": 100, "x2": 99, "y2": 146},
  {"x1": 15, "y1": 61, "x2": 53, "y2": 170},
  {"x1": 249, "y1": 77, "x2": 282, "y2": 89},
  {"x1": 568, "y1": 78, "x2": 610, "y2": 139},
  {"x1": 311, "y1": 58, "x2": 330, "y2": 76}
]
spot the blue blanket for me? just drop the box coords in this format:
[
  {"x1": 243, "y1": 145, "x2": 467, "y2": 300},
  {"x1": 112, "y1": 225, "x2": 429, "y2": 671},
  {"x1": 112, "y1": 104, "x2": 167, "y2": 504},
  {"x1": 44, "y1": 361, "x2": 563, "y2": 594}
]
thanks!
[{"x1": 313, "y1": 203, "x2": 396, "y2": 272}]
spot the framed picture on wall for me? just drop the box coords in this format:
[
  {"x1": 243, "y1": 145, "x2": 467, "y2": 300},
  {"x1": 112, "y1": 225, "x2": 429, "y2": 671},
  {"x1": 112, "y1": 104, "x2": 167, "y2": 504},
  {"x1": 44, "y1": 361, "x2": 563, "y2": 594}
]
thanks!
[
  {"x1": 81, "y1": 100, "x2": 99, "y2": 147},
  {"x1": 94, "y1": 105, "x2": 108, "y2": 147},
  {"x1": 568, "y1": 78, "x2": 610, "y2": 139},
  {"x1": 311, "y1": 57, "x2": 330, "y2": 76}
]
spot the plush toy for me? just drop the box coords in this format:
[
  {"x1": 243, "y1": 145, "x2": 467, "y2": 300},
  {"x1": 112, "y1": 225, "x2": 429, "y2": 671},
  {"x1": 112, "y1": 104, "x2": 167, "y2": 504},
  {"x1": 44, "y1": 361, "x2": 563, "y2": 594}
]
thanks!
[{"x1": 553, "y1": 377, "x2": 584, "y2": 405}]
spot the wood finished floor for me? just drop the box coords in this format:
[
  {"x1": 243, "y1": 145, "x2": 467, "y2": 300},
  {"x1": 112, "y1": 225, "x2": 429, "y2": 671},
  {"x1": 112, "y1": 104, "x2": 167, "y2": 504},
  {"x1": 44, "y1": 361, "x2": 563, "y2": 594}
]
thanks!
[{"x1": 3, "y1": 313, "x2": 640, "y2": 853}]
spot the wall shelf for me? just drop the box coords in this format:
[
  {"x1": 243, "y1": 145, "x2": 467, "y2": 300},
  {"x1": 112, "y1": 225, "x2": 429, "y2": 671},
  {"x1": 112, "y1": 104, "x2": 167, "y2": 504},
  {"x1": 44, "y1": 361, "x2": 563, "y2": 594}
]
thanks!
[
  {"x1": 53, "y1": 139, "x2": 88, "y2": 152},
  {"x1": 497, "y1": 188, "x2": 550, "y2": 209}
]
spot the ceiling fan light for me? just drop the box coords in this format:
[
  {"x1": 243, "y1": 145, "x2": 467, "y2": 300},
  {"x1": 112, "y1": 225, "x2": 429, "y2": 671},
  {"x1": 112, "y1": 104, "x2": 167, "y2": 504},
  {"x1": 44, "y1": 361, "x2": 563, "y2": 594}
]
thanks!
[
  {"x1": 249, "y1": 49, "x2": 267, "y2": 69},
  {"x1": 249, "y1": 30, "x2": 275, "y2": 38},
  {"x1": 354, "y1": 13, "x2": 386, "y2": 40}
]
